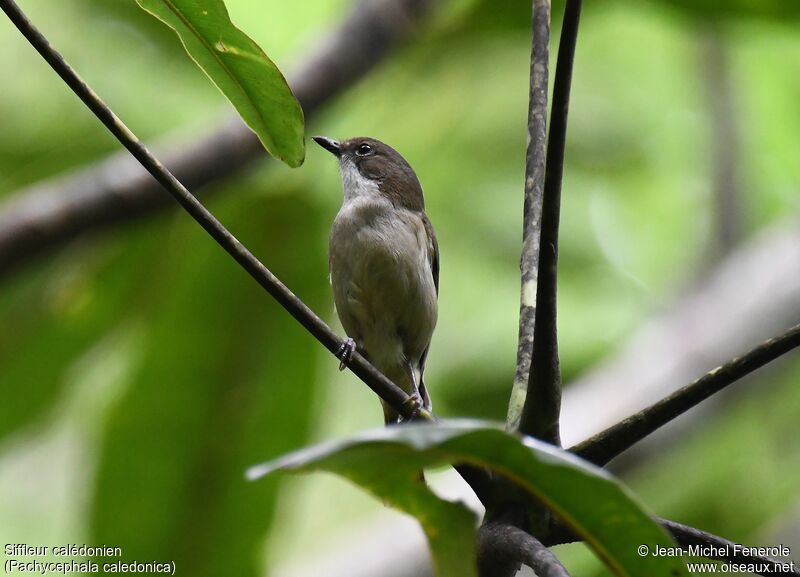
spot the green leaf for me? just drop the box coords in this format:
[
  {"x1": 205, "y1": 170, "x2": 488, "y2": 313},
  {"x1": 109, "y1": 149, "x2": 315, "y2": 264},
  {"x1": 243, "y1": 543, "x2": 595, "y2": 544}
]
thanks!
[
  {"x1": 253, "y1": 428, "x2": 480, "y2": 577},
  {"x1": 134, "y1": 0, "x2": 305, "y2": 166},
  {"x1": 249, "y1": 421, "x2": 690, "y2": 577}
]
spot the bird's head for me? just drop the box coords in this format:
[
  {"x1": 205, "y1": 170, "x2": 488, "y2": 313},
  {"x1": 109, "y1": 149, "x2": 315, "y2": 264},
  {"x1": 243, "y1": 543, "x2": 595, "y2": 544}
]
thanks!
[{"x1": 313, "y1": 136, "x2": 424, "y2": 211}]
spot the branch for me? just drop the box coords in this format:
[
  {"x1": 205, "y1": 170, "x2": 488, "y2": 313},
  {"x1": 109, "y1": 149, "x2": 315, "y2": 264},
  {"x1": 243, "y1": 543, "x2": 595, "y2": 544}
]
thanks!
[
  {"x1": 477, "y1": 523, "x2": 571, "y2": 577},
  {"x1": 661, "y1": 518, "x2": 800, "y2": 576},
  {"x1": 570, "y1": 323, "x2": 800, "y2": 466},
  {"x1": 0, "y1": 0, "x2": 436, "y2": 280},
  {"x1": 545, "y1": 517, "x2": 798, "y2": 576},
  {"x1": 507, "y1": 0, "x2": 550, "y2": 430},
  {"x1": 518, "y1": 0, "x2": 583, "y2": 445}
]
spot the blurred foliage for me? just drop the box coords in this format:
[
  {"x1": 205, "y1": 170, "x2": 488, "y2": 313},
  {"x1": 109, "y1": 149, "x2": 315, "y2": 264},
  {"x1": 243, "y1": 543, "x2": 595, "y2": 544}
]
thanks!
[
  {"x1": 90, "y1": 191, "x2": 327, "y2": 577},
  {"x1": 0, "y1": 234, "x2": 154, "y2": 443},
  {"x1": 662, "y1": 0, "x2": 800, "y2": 21},
  {"x1": 0, "y1": 0, "x2": 799, "y2": 575}
]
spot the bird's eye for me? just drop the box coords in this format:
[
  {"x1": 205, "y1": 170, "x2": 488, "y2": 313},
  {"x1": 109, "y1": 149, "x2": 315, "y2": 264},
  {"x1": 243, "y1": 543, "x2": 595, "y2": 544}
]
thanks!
[{"x1": 355, "y1": 143, "x2": 373, "y2": 156}]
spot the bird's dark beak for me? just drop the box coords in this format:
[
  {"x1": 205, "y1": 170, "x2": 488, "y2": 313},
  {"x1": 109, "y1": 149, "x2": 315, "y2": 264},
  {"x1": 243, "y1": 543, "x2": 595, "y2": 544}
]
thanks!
[{"x1": 312, "y1": 136, "x2": 341, "y2": 158}]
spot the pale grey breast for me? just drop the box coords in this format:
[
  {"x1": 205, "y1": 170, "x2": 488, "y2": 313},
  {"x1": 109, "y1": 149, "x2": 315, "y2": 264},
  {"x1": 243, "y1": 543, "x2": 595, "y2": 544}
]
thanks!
[{"x1": 329, "y1": 191, "x2": 437, "y2": 374}]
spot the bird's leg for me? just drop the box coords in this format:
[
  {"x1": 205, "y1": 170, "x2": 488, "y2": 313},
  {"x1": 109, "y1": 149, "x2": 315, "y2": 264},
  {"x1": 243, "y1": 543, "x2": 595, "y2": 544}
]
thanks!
[
  {"x1": 336, "y1": 337, "x2": 357, "y2": 371},
  {"x1": 399, "y1": 393, "x2": 424, "y2": 423},
  {"x1": 398, "y1": 361, "x2": 424, "y2": 423}
]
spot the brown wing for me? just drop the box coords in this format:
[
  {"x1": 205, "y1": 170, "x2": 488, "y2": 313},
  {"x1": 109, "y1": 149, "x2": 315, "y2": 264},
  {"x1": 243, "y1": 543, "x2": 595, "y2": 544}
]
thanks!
[
  {"x1": 423, "y1": 213, "x2": 439, "y2": 295},
  {"x1": 418, "y1": 212, "x2": 438, "y2": 410}
]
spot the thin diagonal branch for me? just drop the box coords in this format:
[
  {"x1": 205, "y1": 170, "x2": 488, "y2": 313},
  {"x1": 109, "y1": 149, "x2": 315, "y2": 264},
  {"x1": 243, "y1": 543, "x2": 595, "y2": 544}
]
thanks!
[
  {"x1": 544, "y1": 517, "x2": 798, "y2": 576},
  {"x1": 518, "y1": 0, "x2": 583, "y2": 445},
  {"x1": 570, "y1": 323, "x2": 800, "y2": 466},
  {"x1": 1, "y1": 0, "x2": 418, "y2": 419},
  {"x1": 661, "y1": 518, "x2": 800, "y2": 576},
  {"x1": 507, "y1": 0, "x2": 550, "y2": 431},
  {"x1": 0, "y1": 0, "x2": 437, "y2": 280},
  {"x1": 477, "y1": 523, "x2": 571, "y2": 577}
]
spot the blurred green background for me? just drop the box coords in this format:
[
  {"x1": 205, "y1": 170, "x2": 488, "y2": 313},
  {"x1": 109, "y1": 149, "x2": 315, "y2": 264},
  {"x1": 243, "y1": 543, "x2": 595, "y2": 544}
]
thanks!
[{"x1": 0, "y1": 0, "x2": 798, "y2": 575}]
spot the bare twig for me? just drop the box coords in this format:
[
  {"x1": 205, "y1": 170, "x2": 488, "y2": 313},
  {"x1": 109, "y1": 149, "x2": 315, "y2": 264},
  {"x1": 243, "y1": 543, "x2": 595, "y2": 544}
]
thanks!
[
  {"x1": 545, "y1": 517, "x2": 799, "y2": 576},
  {"x1": 570, "y1": 323, "x2": 800, "y2": 466},
  {"x1": 661, "y1": 518, "x2": 800, "y2": 576},
  {"x1": 0, "y1": 0, "x2": 437, "y2": 279},
  {"x1": 518, "y1": 0, "x2": 583, "y2": 445},
  {"x1": 507, "y1": 0, "x2": 550, "y2": 431},
  {"x1": 477, "y1": 523, "x2": 571, "y2": 577}
]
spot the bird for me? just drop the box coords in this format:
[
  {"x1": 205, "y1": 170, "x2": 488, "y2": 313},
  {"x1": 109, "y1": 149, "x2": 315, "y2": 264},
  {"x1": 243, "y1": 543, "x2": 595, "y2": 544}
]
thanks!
[{"x1": 313, "y1": 135, "x2": 439, "y2": 425}]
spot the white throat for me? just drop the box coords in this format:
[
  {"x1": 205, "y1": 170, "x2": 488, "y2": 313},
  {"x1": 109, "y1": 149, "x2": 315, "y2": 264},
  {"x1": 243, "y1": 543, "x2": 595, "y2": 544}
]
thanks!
[{"x1": 339, "y1": 157, "x2": 381, "y2": 204}]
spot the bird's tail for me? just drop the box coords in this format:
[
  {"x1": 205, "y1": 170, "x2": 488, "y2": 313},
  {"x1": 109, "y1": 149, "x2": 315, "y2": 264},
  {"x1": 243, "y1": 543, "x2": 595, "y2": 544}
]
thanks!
[{"x1": 380, "y1": 364, "x2": 429, "y2": 484}]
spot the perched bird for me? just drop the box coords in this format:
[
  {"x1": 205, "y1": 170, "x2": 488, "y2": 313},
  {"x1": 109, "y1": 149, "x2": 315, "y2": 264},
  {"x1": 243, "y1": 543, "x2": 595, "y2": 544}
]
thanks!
[{"x1": 314, "y1": 136, "x2": 439, "y2": 425}]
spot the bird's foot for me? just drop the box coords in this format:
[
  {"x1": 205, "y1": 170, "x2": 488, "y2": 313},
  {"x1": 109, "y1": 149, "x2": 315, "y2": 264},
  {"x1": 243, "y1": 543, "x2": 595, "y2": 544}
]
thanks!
[
  {"x1": 398, "y1": 393, "x2": 424, "y2": 423},
  {"x1": 336, "y1": 338, "x2": 356, "y2": 371}
]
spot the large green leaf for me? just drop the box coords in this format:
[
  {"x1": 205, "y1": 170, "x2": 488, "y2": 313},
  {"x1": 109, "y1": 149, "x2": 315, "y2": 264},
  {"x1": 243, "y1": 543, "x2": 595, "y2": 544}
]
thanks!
[
  {"x1": 253, "y1": 427, "x2": 480, "y2": 577},
  {"x1": 90, "y1": 190, "x2": 327, "y2": 577},
  {"x1": 249, "y1": 422, "x2": 689, "y2": 577},
  {"x1": 134, "y1": 0, "x2": 305, "y2": 167}
]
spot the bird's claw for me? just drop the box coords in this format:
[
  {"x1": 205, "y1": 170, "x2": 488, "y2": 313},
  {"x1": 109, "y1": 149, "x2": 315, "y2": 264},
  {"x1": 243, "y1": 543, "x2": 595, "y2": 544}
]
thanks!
[
  {"x1": 399, "y1": 393, "x2": 424, "y2": 423},
  {"x1": 336, "y1": 338, "x2": 356, "y2": 371}
]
